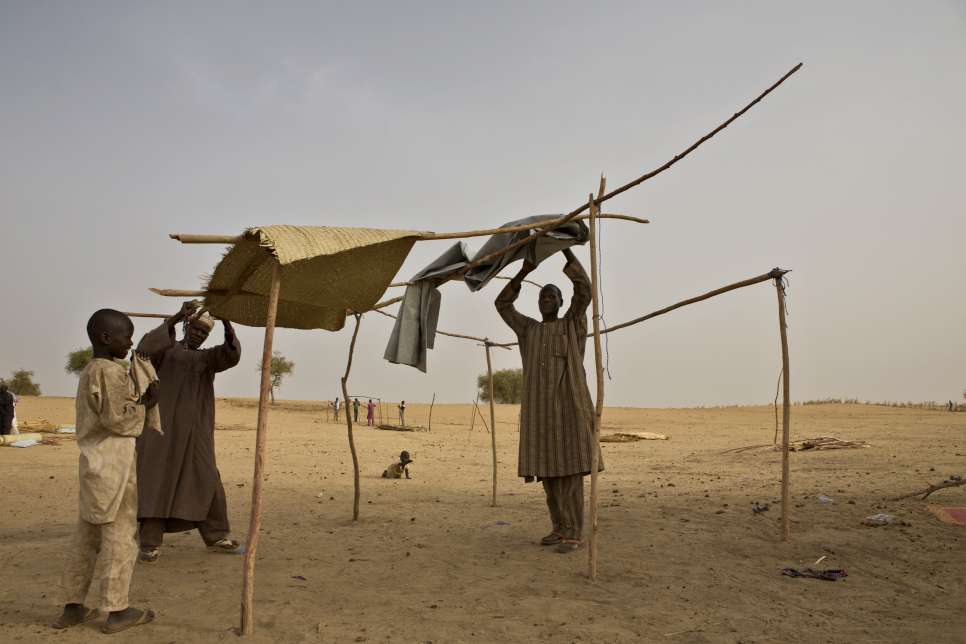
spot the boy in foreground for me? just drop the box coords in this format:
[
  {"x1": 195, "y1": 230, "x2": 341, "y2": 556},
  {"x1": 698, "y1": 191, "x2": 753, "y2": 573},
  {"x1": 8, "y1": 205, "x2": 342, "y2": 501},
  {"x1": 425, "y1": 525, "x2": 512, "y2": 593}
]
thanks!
[{"x1": 54, "y1": 309, "x2": 158, "y2": 634}]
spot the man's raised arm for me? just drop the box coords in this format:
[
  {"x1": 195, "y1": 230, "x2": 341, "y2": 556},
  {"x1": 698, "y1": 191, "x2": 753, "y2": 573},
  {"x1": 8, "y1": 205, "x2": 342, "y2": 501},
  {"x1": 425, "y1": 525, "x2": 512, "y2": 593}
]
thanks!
[
  {"x1": 496, "y1": 259, "x2": 538, "y2": 337},
  {"x1": 562, "y1": 249, "x2": 591, "y2": 319}
]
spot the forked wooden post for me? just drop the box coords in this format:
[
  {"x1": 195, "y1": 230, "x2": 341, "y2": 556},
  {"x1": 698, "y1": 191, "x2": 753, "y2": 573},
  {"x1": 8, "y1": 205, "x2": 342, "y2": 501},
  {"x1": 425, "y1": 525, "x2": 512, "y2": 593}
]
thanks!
[
  {"x1": 484, "y1": 341, "x2": 498, "y2": 507},
  {"x1": 775, "y1": 274, "x2": 791, "y2": 542},
  {"x1": 341, "y1": 314, "x2": 364, "y2": 521},
  {"x1": 240, "y1": 259, "x2": 282, "y2": 636},
  {"x1": 587, "y1": 179, "x2": 606, "y2": 580}
]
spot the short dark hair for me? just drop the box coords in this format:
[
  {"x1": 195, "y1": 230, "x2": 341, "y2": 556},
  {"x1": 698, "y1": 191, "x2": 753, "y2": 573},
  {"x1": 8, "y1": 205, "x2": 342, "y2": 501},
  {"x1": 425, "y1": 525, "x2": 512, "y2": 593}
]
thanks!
[
  {"x1": 86, "y1": 309, "x2": 133, "y2": 344},
  {"x1": 541, "y1": 284, "x2": 563, "y2": 303}
]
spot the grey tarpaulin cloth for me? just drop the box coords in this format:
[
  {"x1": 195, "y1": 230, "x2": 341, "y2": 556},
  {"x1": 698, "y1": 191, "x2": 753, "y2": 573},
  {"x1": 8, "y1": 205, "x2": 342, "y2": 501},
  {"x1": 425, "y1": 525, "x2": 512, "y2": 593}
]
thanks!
[
  {"x1": 130, "y1": 354, "x2": 162, "y2": 434},
  {"x1": 384, "y1": 215, "x2": 588, "y2": 371}
]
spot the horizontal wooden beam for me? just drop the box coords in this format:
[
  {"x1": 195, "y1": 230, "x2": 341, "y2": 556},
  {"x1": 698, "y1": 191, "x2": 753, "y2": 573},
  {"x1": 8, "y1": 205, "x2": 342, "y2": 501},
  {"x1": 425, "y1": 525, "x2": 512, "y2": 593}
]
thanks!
[
  {"x1": 169, "y1": 233, "x2": 246, "y2": 244},
  {"x1": 167, "y1": 214, "x2": 648, "y2": 248}
]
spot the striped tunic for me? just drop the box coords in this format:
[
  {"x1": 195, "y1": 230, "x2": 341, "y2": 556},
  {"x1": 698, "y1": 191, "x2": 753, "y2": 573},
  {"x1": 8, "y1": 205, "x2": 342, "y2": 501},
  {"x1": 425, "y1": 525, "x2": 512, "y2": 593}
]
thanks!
[{"x1": 496, "y1": 260, "x2": 602, "y2": 480}]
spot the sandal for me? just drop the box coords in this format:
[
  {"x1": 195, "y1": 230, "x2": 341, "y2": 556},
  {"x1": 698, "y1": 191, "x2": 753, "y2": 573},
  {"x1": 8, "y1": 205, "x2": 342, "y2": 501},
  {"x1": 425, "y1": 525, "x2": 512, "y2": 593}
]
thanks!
[
  {"x1": 540, "y1": 532, "x2": 563, "y2": 546},
  {"x1": 208, "y1": 538, "x2": 241, "y2": 553},
  {"x1": 138, "y1": 548, "x2": 160, "y2": 564},
  {"x1": 555, "y1": 539, "x2": 581, "y2": 554},
  {"x1": 101, "y1": 608, "x2": 155, "y2": 634},
  {"x1": 52, "y1": 606, "x2": 97, "y2": 629}
]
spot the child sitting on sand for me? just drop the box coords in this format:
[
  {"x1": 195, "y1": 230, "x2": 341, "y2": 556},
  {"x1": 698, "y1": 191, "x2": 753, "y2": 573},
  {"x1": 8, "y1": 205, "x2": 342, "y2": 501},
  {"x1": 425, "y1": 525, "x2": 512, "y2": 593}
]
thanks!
[
  {"x1": 54, "y1": 309, "x2": 158, "y2": 634},
  {"x1": 382, "y1": 450, "x2": 413, "y2": 479}
]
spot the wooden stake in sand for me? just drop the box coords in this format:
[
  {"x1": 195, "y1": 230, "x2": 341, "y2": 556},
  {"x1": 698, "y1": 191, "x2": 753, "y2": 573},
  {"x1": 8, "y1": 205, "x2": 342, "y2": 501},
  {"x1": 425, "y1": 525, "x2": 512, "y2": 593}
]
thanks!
[
  {"x1": 775, "y1": 274, "x2": 791, "y2": 542},
  {"x1": 587, "y1": 180, "x2": 606, "y2": 580},
  {"x1": 428, "y1": 393, "x2": 436, "y2": 432},
  {"x1": 484, "y1": 341, "x2": 498, "y2": 507},
  {"x1": 341, "y1": 313, "x2": 364, "y2": 521},
  {"x1": 240, "y1": 259, "x2": 282, "y2": 636}
]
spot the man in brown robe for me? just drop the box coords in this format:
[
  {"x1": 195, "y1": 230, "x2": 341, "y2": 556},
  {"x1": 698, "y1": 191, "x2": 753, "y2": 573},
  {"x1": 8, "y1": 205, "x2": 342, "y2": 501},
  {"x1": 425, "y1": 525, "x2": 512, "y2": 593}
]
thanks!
[
  {"x1": 496, "y1": 248, "x2": 602, "y2": 554},
  {"x1": 135, "y1": 304, "x2": 241, "y2": 562}
]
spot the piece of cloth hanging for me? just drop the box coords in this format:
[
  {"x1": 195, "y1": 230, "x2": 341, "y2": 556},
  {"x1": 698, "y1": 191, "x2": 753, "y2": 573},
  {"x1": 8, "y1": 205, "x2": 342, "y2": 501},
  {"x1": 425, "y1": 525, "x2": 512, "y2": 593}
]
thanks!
[
  {"x1": 383, "y1": 215, "x2": 587, "y2": 372},
  {"x1": 130, "y1": 353, "x2": 162, "y2": 435}
]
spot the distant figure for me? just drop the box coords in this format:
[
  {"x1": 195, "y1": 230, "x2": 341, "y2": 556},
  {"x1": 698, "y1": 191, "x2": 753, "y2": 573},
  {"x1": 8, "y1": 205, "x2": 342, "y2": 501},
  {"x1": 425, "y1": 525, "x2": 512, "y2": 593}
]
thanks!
[
  {"x1": 496, "y1": 249, "x2": 602, "y2": 554},
  {"x1": 135, "y1": 302, "x2": 242, "y2": 564},
  {"x1": 398, "y1": 400, "x2": 406, "y2": 426},
  {"x1": 333, "y1": 397, "x2": 341, "y2": 422},
  {"x1": 10, "y1": 390, "x2": 19, "y2": 435},
  {"x1": 367, "y1": 399, "x2": 375, "y2": 426},
  {"x1": 54, "y1": 309, "x2": 157, "y2": 634},
  {"x1": 0, "y1": 383, "x2": 13, "y2": 436},
  {"x1": 949, "y1": 400, "x2": 955, "y2": 412},
  {"x1": 382, "y1": 450, "x2": 413, "y2": 479},
  {"x1": 353, "y1": 398, "x2": 360, "y2": 423}
]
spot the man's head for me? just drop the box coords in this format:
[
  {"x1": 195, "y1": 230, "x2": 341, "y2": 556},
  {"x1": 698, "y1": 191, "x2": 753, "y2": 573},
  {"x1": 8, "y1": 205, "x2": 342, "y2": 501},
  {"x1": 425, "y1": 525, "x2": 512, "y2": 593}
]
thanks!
[
  {"x1": 87, "y1": 309, "x2": 135, "y2": 360},
  {"x1": 538, "y1": 284, "x2": 564, "y2": 318},
  {"x1": 399, "y1": 450, "x2": 413, "y2": 465},
  {"x1": 0, "y1": 383, "x2": 7, "y2": 394},
  {"x1": 184, "y1": 311, "x2": 214, "y2": 349}
]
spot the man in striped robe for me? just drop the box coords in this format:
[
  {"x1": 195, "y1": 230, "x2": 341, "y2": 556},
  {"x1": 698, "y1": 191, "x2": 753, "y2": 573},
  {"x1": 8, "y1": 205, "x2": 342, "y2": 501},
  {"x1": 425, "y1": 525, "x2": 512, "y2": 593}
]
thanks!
[{"x1": 496, "y1": 248, "x2": 602, "y2": 554}]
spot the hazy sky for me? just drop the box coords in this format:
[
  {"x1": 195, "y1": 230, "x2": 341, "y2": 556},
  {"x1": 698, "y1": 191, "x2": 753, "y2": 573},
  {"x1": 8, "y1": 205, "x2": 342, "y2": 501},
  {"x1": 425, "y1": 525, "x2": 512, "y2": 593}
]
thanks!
[{"x1": 2, "y1": 1, "x2": 964, "y2": 407}]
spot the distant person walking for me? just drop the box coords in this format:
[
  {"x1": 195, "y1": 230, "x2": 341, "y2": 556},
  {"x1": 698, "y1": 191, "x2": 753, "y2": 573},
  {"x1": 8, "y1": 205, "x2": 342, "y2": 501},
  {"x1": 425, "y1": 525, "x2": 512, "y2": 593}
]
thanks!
[
  {"x1": 353, "y1": 398, "x2": 360, "y2": 423},
  {"x1": 0, "y1": 383, "x2": 14, "y2": 436},
  {"x1": 398, "y1": 400, "x2": 406, "y2": 426},
  {"x1": 366, "y1": 399, "x2": 375, "y2": 427},
  {"x1": 333, "y1": 397, "x2": 341, "y2": 422}
]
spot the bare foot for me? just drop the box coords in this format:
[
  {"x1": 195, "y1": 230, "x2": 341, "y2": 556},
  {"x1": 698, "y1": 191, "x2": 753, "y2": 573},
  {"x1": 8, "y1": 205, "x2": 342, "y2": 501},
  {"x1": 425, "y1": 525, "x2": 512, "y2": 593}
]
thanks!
[
  {"x1": 52, "y1": 603, "x2": 97, "y2": 629},
  {"x1": 102, "y1": 607, "x2": 155, "y2": 634}
]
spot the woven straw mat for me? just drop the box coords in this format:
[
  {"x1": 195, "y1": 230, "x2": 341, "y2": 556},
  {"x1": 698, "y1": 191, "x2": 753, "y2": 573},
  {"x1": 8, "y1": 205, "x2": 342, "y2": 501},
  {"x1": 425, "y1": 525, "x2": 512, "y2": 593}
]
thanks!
[{"x1": 204, "y1": 225, "x2": 422, "y2": 330}]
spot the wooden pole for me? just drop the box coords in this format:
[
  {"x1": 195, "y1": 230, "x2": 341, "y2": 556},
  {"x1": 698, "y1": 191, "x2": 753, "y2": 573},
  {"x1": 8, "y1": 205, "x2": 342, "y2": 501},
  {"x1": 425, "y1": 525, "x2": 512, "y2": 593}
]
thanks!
[
  {"x1": 485, "y1": 341, "x2": 498, "y2": 507},
  {"x1": 468, "y1": 395, "x2": 479, "y2": 432},
  {"x1": 168, "y1": 214, "x2": 647, "y2": 249},
  {"x1": 428, "y1": 393, "x2": 436, "y2": 432},
  {"x1": 775, "y1": 274, "x2": 791, "y2": 542},
  {"x1": 587, "y1": 180, "x2": 606, "y2": 580},
  {"x1": 490, "y1": 268, "x2": 790, "y2": 348},
  {"x1": 416, "y1": 213, "x2": 648, "y2": 241},
  {"x1": 240, "y1": 259, "x2": 282, "y2": 636},
  {"x1": 386, "y1": 63, "x2": 802, "y2": 288},
  {"x1": 341, "y1": 314, "x2": 364, "y2": 521},
  {"x1": 473, "y1": 400, "x2": 490, "y2": 433},
  {"x1": 169, "y1": 233, "x2": 246, "y2": 244}
]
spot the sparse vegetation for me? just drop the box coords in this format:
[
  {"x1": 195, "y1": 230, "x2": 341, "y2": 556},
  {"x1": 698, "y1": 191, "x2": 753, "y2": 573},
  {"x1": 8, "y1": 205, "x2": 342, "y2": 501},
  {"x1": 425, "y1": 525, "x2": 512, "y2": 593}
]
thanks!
[
  {"x1": 3, "y1": 369, "x2": 41, "y2": 396},
  {"x1": 477, "y1": 368, "x2": 523, "y2": 404},
  {"x1": 65, "y1": 347, "x2": 94, "y2": 376},
  {"x1": 258, "y1": 352, "x2": 295, "y2": 404}
]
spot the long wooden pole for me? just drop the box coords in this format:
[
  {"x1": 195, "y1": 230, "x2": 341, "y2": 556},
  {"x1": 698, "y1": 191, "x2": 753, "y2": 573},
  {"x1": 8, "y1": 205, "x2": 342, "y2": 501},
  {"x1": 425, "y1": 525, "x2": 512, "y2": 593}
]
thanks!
[
  {"x1": 587, "y1": 180, "x2": 606, "y2": 580},
  {"x1": 485, "y1": 341, "x2": 498, "y2": 507},
  {"x1": 775, "y1": 275, "x2": 791, "y2": 542},
  {"x1": 341, "y1": 314, "x2": 364, "y2": 521},
  {"x1": 416, "y1": 213, "x2": 648, "y2": 241},
  {"x1": 170, "y1": 63, "x2": 801, "y2": 257},
  {"x1": 168, "y1": 214, "x2": 648, "y2": 248},
  {"x1": 490, "y1": 268, "x2": 790, "y2": 348},
  {"x1": 240, "y1": 259, "x2": 282, "y2": 636}
]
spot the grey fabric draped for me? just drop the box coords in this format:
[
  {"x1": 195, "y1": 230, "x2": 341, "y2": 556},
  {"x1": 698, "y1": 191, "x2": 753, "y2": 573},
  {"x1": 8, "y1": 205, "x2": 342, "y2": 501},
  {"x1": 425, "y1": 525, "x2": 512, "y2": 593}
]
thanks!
[{"x1": 383, "y1": 215, "x2": 588, "y2": 372}]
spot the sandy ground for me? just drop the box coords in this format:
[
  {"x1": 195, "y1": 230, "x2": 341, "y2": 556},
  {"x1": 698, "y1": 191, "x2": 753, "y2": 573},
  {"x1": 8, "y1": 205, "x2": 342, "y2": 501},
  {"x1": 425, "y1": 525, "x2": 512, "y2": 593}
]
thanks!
[{"x1": 1, "y1": 397, "x2": 965, "y2": 644}]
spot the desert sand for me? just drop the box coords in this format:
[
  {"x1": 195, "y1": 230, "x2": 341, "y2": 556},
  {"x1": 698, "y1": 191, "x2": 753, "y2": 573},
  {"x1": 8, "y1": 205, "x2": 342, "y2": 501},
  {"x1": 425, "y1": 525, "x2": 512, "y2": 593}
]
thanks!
[{"x1": 1, "y1": 397, "x2": 964, "y2": 643}]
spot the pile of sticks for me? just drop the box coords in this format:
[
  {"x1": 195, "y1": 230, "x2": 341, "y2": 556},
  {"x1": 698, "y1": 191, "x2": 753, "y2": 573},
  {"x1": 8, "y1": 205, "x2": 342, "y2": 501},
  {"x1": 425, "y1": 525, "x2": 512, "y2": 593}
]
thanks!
[{"x1": 788, "y1": 437, "x2": 870, "y2": 451}]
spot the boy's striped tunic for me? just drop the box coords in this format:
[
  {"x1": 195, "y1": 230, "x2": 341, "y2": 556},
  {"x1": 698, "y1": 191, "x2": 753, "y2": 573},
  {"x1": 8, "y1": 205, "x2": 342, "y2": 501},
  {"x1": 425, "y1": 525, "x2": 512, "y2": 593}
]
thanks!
[{"x1": 496, "y1": 260, "x2": 602, "y2": 480}]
